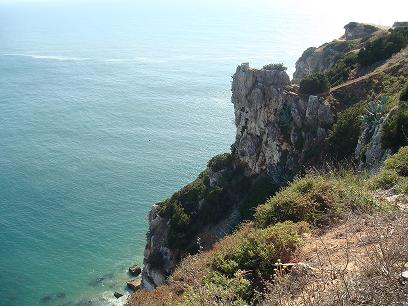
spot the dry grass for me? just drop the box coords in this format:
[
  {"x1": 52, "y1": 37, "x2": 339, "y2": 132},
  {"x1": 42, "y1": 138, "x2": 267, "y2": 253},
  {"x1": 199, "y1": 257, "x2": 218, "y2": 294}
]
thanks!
[
  {"x1": 126, "y1": 250, "x2": 211, "y2": 306},
  {"x1": 263, "y1": 212, "x2": 408, "y2": 306}
]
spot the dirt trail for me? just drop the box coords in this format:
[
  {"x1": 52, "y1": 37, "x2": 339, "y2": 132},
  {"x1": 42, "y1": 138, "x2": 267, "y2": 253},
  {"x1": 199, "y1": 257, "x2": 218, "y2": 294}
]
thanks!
[
  {"x1": 329, "y1": 62, "x2": 401, "y2": 94},
  {"x1": 328, "y1": 47, "x2": 407, "y2": 94}
]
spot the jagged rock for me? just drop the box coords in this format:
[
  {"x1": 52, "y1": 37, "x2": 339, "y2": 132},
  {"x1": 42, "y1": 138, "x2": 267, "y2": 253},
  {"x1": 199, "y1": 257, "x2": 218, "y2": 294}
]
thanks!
[
  {"x1": 292, "y1": 43, "x2": 344, "y2": 81},
  {"x1": 140, "y1": 204, "x2": 176, "y2": 289},
  {"x1": 127, "y1": 279, "x2": 141, "y2": 291},
  {"x1": 128, "y1": 265, "x2": 142, "y2": 276},
  {"x1": 113, "y1": 292, "x2": 123, "y2": 299},
  {"x1": 355, "y1": 108, "x2": 395, "y2": 172},
  {"x1": 138, "y1": 22, "x2": 408, "y2": 295},
  {"x1": 343, "y1": 22, "x2": 381, "y2": 40},
  {"x1": 232, "y1": 64, "x2": 334, "y2": 176}
]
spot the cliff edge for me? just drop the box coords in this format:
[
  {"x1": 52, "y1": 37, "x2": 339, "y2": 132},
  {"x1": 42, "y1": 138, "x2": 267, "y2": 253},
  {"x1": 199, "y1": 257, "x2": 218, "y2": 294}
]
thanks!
[{"x1": 136, "y1": 22, "x2": 408, "y2": 297}]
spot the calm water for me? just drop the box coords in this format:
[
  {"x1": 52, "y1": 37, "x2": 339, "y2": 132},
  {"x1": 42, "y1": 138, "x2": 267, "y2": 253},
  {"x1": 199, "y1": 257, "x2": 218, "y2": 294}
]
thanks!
[{"x1": 0, "y1": 0, "x2": 391, "y2": 305}]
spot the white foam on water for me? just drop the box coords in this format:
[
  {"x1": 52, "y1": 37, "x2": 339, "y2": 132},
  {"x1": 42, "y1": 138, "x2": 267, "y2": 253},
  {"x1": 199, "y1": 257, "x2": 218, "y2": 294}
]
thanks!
[{"x1": 3, "y1": 53, "x2": 91, "y2": 61}]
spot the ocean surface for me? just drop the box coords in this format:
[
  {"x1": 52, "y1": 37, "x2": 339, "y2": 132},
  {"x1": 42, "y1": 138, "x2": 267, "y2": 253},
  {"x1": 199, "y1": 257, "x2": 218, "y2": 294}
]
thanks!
[{"x1": 0, "y1": 1, "x2": 395, "y2": 305}]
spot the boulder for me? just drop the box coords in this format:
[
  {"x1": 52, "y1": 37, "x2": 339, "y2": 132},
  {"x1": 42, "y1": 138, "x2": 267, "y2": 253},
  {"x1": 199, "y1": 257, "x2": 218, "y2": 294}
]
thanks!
[
  {"x1": 127, "y1": 279, "x2": 141, "y2": 291},
  {"x1": 128, "y1": 265, "x2": 142, "y2": 277},
  {"x1": 113, "y1": 292, "x2": 123, "y2": 299}
]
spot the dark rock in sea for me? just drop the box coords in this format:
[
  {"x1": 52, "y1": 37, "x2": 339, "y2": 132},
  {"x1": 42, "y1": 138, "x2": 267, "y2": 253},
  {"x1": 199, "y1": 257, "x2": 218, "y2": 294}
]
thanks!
[
  {"x1": 128, "y1": 265, "x2": 142, "y2": 276},
  {"x1": 40, "y1": 295, "x2": 53, "y2": 304},
  {"x1": 113, "y1": 292, "x2": 123, "y2": 299},
  {"x1": 126, "y1": 279, "x2": 141, "y2": 291}
]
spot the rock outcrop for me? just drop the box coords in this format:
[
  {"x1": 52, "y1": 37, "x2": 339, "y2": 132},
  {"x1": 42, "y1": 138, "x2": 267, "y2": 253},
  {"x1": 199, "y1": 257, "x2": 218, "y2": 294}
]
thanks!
[
  {"x1": 139, "y1": 22, "x2": 408, "y2": 293},
  {"x1": 292, "y1": 45, "x2": 340, "y2": 82},
  {"x1": 141, "y1": 163, "x2": 243, "y2": 289},
  {"x1": 140, "y1": 204, "x2": 175, "y2": 290},
  {"x1": 232, "y1": 63, "x2": 334, "y2": 176},
  {"x1": 343, "y1": 22, "x2": 382, "y2": 40},
  {"x1": 355, "y1": 108, "x2": 395, "y2": 172},
  {"x1": 293, "y1": 22, "x2": 385, "y2": 82}
]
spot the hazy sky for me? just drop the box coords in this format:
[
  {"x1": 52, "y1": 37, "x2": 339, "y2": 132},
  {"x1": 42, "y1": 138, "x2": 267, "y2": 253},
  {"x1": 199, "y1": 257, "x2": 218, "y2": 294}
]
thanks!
[{"x1": 0, "y1": 0, "x2": 406, "y2": 27}]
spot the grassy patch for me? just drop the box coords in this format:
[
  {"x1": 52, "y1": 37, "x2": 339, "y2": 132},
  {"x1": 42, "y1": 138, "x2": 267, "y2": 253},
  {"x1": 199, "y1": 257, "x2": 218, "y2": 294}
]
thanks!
[
  {"x1": 370, "y1": 146, "x2": 408, "y2": 193},
  {"x1": 254, "y1": 173, "x2": 381, "y2": 229}
]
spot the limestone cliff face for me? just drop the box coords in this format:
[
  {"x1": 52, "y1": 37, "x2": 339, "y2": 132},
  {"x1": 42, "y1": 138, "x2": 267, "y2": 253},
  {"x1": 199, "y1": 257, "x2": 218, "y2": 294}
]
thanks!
[
  {"x1": 139, "y1": 25, "x2": 408, "y2": 292},
  {"x1": 232, "y1": 63, "x2": 334, "y2": 177},
  {"x1": 140, "y1": 64, "x2": 338, "y2": 290}
]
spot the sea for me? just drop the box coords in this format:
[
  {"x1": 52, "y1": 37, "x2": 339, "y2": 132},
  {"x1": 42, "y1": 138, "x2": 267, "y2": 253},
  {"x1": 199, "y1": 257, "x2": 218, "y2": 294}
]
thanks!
[{"x1": 0, "y1": 0, "x2": 401, "y2": 305}]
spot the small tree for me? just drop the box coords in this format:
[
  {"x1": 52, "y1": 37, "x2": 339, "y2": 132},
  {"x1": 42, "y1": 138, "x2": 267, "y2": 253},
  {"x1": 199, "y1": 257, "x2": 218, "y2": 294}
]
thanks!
[
  {"x1": 299, "y1": 73, "x2": 330, "y2": 95},
  {"x1": 262, "y1": 63, "x2": 287, "y2": 71}
]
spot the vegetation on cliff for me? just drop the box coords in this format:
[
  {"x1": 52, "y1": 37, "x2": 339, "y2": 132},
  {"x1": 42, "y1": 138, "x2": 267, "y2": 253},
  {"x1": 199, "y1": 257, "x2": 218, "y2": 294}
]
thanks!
[
  {"x1": 133, "y1": 22, "x2": 408, "y2": 305},
  {"x1": 128, "y1": 148, "x2": 406, "y2": 306},
  {"x1": 357, "y1": 27, "x2": 408, "y2": 67},
  {"x1": 157, "y1": 153, "x2": 250, "y2": 250},
  {"x1": 299, "y1": 73, "x2": 330, "y2": 95},
  {"x1": 382, "y1": 83, "x2": 408, "y2": 152}
]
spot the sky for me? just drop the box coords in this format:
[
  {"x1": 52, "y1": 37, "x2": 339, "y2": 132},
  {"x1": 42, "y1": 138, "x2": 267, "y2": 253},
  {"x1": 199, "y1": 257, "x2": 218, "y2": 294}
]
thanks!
[{"x1": 0, "y1": 0, "x2": 406, "y2": 27}]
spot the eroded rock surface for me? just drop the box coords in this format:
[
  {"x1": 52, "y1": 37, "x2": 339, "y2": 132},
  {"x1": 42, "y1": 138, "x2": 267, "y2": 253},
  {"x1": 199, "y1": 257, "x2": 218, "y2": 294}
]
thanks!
[{"x1": 232, "y1": 64, "x2": 334, "y2": 177}]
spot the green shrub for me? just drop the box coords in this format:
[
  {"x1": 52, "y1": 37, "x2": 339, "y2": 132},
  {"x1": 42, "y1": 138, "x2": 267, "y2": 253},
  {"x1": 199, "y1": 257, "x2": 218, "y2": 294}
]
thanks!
[
  {"x1": 169, "y1": 202, "x2": 191, "y2": 231},
  {"x1": 299, "y1": 73, "x2": 330, "y2": 95},
  {"x1": 326, "y1": 52, "x2": 358, "y2": 86},
  {"x1": 254, "y1": 174, "x2": 379, "y2": 229},
  {"x1": 357, "y1": 28, "x2": 408, "y2": 67},
  {"x1": 382, "y1": 101, "x2": 408, "y2": 152},
  {"x1": 209, "y1": 221, "x2": 309, "y2": 302},
  {"x1": 158, "y1": 153, "x2": 250, "y2": 250},
  {"x1": 207, "y1": 153, "x2": 233, "y2": 172},
  {"x1": 384, "y1": 146, "x2": 408, "y2": 176},
  {"x1": 400, "y1": 82, "x2": 408, "y2": 102},
  {"x1": 370, "y1": 146, "x2": 408, "y2": 193},
  {"x1": 370, "y1": 169, "x2": 400, "y2": 190},
  {"x1": 325, "y1": 101, "x2": 365, "y2": 160},
  {"x1": 263, "y1": 63, "x2": 287, "y2": 71}
]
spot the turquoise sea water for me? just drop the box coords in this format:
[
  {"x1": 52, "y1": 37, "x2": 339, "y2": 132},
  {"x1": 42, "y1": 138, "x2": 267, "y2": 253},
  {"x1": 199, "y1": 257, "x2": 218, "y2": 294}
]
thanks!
[{"x1": 0, "y1": 1, "x2": 394, "y2": 305}]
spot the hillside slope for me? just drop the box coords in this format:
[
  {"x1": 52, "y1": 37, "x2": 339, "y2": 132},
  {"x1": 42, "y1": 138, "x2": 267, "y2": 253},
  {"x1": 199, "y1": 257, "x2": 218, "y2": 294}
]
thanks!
[{"x1": 127, "y1": 22, "x2": 408, "y2": 305}]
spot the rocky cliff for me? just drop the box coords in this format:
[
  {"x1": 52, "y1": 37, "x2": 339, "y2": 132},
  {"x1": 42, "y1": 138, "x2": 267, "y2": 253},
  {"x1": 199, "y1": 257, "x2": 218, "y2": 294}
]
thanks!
[
  {"x1": 292, "y1": 22, "x2": 386, "y2": 82},
  {"x1": 232, "y1": 63, "x2": 334, "y2": 177},
  {"x1": 139, "y1": 22, "x2": 408, "y2": 291}
]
